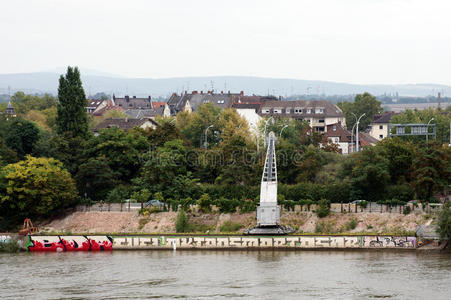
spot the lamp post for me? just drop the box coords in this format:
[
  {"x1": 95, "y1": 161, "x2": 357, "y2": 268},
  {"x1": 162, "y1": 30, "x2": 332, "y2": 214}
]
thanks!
[
  {"x1": 426, "y1": 118, "x2": 434, "y2": 143},
  {"x1": 280, "y1": 124, "x2": 288, "y2": 137},
  {"x1": 203, "y1": 125, "x2": 213, "y2": 149},
  {"x1": 355, "y1": 113, "x2": 366, "y2": 152},
  {"x1": 350, "y1": 122, "x2": 357, "y2": 153}
]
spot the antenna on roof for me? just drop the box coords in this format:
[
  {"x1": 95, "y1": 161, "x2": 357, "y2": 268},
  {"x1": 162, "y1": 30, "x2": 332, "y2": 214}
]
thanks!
[{"x1": 210, "y1": 80, "x2": 215, "y2": 93}]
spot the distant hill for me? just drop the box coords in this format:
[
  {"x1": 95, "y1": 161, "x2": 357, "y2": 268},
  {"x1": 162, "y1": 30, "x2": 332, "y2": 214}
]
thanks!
[{"x1": 0, "y1": 71, "x2": 450, "y2": 98}]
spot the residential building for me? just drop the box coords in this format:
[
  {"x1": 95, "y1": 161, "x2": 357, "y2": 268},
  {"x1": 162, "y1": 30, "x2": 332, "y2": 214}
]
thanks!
[
  {"x1": 258, "y1": 100, "x2": 345, "y2": 132},
  {"x1": 231, "y1": 103, "x2": 262, "y2": 134},
  {"x1": 323, "y1": 123, "x2": 352, "y2": 154},
  {"x1": 125, "y1": 104, "x2": 171, "y2": 119},
  {"x1": 369, "y1": 112, "x2": 398, "y2": 140},
  {"x1": 92, "y1": 118, "x2": 158, "y2": 136},
  {"x1": 113, "y1": 95, "x2": 152, "y2": 109}
]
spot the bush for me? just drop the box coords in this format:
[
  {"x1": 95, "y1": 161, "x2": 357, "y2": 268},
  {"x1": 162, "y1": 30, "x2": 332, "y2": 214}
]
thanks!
[
  {"x1": 239, "y1": 198, "x2": 256, "y2": 213},
  {"x1": 215, "y1": 197, "x2": 239, "y2": 213},
  {"x1": 175, "y1": 210, "x2": 189, "y2": 233},
  {"x1": 316, "y1": 199, "x2": 330, "y2": 218},
  {"x1": 219, "y1": 221, "x2": 243, "y2": 232},
  {"x1": 197, "y1": 194, "x2": 212, "y2": 213},
  {"x1": 358, "y1": 201, "x2": 368, "y2": 209},
  {"x1": 0, "y1": 240, "x2": 21, "y2": 253},
  {"x1": 437, "y1": 202, "x2": 450, "y2": 240},
  {"x1": 346, "y1": 218, "x2": 358, "y2": 231},
  {"x1": 386, "y1": 184, "x2": 414, "y2": 202}
]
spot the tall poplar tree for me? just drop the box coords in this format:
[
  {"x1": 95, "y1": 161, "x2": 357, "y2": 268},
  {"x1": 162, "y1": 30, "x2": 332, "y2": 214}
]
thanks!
[{"x1": 56, "y1": 66, "x2": 89, "y2": 137}]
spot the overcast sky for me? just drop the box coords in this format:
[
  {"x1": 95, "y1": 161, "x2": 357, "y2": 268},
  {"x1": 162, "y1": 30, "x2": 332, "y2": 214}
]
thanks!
[{"x1": 1, "y1": 0, "x2": 450, "y2": 85}]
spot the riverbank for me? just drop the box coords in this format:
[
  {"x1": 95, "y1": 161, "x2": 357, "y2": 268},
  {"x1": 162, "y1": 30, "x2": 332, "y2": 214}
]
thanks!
[{"x1": 40, "y1": 210, "x2": 432, "y2": 236}]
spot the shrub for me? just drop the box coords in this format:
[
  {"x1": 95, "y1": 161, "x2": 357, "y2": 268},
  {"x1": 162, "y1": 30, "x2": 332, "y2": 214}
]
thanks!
[
  {"x1": 0, "y1": 240, "x2": 21, "y2": 253},
  {"x1": 385, "y1": 184, "x2": 414, "y2": 202},
  {"x1": 316, "y1": 199, "x2": 330, "y2": 218},
  {"x1": 437, "y1": 202, "x2": 450, "y2": 240},
  {"x1": 175, "y1": 210, "x2": 189, "y2": 233},
  {"x1": 239, "y1": 198, "x2": 256, "y2": 213},
  {"x1": 346, "y1": 218, "x2": 358, "y2": 231},
  {"x1": 219, "y1": 221, "x2": 243, "y2": 232},
  {"x1": 197, "y1": 194, "x2": 212, "y2": 213},
  {"x1": 216, "y1": 197, "x2": 239, "y2": 213},
  {"x1": 358, "y1": 201, "x2": 368, "y2": 209}
]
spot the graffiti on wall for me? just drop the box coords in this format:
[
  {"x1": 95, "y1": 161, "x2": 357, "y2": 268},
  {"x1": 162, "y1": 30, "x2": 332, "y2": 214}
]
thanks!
[
  {"x1": 26, "y1": 235, "x2": 113, "y2": 252},
  {"x1": 112, "y1": 235, "x2": 417, "y2": 250}
]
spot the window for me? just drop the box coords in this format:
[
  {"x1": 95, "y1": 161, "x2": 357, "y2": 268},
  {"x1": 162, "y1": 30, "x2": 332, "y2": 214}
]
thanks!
[
  {"x1": 333, "y1": 125, "x2": 337, "y2": 131},
  {"x1": 217, "y1": 100, "x2": 225, "y2": 104},
  {"x1": 379, "y1": 125, "x2": 383, "y2": 130},
  {"x1": 286, "y1": 108, "x2": 291, "y2": 114},
  {"x1": 307, "y1": 108, "x2": 312, "y2": 114},
  {"x1": 319, "y1": 119, "x2": 325, "y2": 123},
  {"x1": 274, "y1": 108, "x2": 282, "y2": 114},
  {"x1": 203, "y1": 100, "x2": 210, "y2": 104},
  {"x1": 379, "y1": 135, "x2": 383, "y2": 139},
  {"x1": 315, "y1": 108, "x2": 324, "y2": 114},
  {"x1": 262, "y1": 108, "x2": 270, "y2": 114}
]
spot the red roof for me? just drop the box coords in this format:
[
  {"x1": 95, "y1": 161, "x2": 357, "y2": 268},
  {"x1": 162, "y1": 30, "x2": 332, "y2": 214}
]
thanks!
[{"x1": 152, "y1": 102, "x2": 166, "y2": 109}]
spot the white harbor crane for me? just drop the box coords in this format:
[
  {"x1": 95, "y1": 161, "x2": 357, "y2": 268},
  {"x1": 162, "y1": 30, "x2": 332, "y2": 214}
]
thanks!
[{"x1": 244, "y1": 131, "x2": 294, "y2": 235}]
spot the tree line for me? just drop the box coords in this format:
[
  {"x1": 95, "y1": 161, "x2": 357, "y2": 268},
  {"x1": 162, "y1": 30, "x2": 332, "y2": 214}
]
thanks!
[{"x1": 0, "y1": 66, "x2": 450, "y2": 230}]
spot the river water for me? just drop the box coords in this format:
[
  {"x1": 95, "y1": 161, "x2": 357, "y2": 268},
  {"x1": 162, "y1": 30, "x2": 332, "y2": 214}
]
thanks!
[{"x1": 1, "y1": 250, "x2": 450, "y2": 299}]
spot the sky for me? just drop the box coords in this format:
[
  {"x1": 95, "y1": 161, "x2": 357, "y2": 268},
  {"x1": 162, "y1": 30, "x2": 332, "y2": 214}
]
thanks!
[{"x1": 1, "y1": 0, "x2": 451, "y2": 85}]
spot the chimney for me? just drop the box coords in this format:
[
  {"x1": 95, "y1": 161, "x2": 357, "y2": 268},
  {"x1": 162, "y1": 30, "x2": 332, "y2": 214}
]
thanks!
[
  {"x1": 192, "y1": 90, "x2": 198, "y2": 95},
  {"x1": 221, "y1": 91, "x2": 223, "y2": 94},
  {"x1": 133, "y1": 95, "x2": 136, "y2": 98},
  {"x1": 125, "y1": 95, "x2": 129, "y2": 102},
  {"x1": 240, "y1": 91, "x2": 244, "y2": 96},
  {"x1": 200, "y1": 90, "x2": 204, "y2": 94},
  {"x1": 172, "y1": 92, "x2": 177, "y2": 97},
  {"x1": 228, "y1": 90, "x2": 230, "y2": 94}
]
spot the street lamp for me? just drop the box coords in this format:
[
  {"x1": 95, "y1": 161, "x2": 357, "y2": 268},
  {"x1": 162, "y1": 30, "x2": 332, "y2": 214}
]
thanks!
[
  {"x1": 350, "y1": 122, "x2": 357, "y2": 153},
  {"x1": 426, "y1": 118, "x2": 434, "y2": 143},
  {"x1": 280, "y1": 125, "x2": 288, "y2": 137},
  {"x1": 203, "y1": 125, "x2": 213, "y2": 149},
  {"x1": 355, "y1": 113, "x2": 366, "y2": 152}
]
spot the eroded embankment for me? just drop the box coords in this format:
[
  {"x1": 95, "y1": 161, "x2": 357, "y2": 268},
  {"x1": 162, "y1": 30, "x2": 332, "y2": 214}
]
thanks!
[{"x1": 41, "y1": 210, "x2": 433, "y2": 235}]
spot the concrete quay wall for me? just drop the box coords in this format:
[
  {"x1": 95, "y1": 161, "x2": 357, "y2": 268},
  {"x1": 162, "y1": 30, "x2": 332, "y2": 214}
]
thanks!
[
  {"x1": 23, "y1": 235, "x2": 417, "y2": 251},
  {"x1": 112, "y1": 235, "x2": 417, "y2": 250}
]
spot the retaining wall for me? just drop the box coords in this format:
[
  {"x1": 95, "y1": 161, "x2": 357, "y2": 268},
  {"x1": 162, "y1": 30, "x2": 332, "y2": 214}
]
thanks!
[{"x1": 25, "y1": 235, "x2": 417, "y2": 251}]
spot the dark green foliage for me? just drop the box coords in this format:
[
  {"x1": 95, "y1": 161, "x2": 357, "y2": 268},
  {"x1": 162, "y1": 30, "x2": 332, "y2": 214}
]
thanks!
[
  {"x1": 385, "y1": 184, "x2": 414, "y2": 203},
  {"x1": 346, "y1": 218, "x2": 358, "y2": 230},
  {"x1": 0, "y1": 240, "x2": 21, "y2": 253},
  {"x1": 175, "y1": 210, "x2": 189, "y2": 233},
  {"x1": 75, "y1": 157, "x2": 117, "y2": 201},
  {"x1": 216, "y1": 197, "x2": 240, "y2": 213},
  {"x1": 437, "y1": 202, "x2": 450, "y2": 240},
  {"x1": 337, "y1": 92, "x2": 383, "y2": 130},
  {"x1": 219, "y1": 221, "x2": 243, "y2": 232},
  {"x1": 56, "y1": 66, "x2": 89, "y2": 138},
  {"x1": 10, "y1": 92, "x2": 58, "y2": 114},
  {"x1": 411, "y1": 143, "x2": 450, "y2": 201},
  {"x1": 316, "y1": 199, "x2": 330, "y2": 218},
  {"x1": 403, "y1": 206, "x2": 411, "y2": 215},
  {"x1": 197, "y1": 194, "x2": 212, "y2": 213},
  {"x1": 4, "y1": 118, "x2": 40, "y2": 158}
]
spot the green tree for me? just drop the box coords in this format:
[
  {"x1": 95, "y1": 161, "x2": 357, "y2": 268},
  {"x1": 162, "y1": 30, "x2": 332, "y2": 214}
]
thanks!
[
  {"x1": 4, "y1": 118, "x2": 40, "y2": 159},
  {"x1": 0, "y1": 156, "x2": 77, "y2": 221},
  {"x1": 338, "y1": 92, "x2": 383, "y2": 130},
  {"x1": 411, "y1": 143, "x2": 450, "y2": 201},
  {"x1": 56, "y1": 66, "x2": 89, "y2": 137},
  {"x1": 350, "y1": 147, "x2": 390, "y2": 202},
  {"x1": 74, "y1": 157, "x2": 117, "y2": 202}
]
